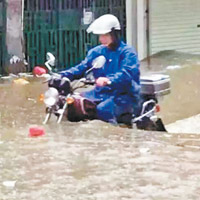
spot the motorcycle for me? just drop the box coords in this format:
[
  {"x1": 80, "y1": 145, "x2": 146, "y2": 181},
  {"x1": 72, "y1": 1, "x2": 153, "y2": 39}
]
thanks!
[{"x1": 39, "y1": 53, "x2": 170, "y2": 131}]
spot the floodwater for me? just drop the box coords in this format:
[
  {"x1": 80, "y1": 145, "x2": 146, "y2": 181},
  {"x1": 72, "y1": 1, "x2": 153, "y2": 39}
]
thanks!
[{"x1": 1, "y1": 51, "x2": 200, "y2": 199}]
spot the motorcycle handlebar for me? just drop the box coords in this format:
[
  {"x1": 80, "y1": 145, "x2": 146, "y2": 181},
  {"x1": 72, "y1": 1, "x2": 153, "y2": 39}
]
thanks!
[{"x1": 82, "y1": 79, "x2": 95, "y2": 85}]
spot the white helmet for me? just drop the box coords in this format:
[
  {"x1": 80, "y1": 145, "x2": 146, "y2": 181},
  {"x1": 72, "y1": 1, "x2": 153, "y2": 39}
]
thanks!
[{"x1": 87, "y1": 14, "x2": 121, "y2": 34}]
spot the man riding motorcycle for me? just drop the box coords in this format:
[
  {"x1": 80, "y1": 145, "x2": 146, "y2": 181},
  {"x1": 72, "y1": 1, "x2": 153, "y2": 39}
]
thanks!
[{"x1": 51, "y1": 14, "x2": 141, "y2": 126}]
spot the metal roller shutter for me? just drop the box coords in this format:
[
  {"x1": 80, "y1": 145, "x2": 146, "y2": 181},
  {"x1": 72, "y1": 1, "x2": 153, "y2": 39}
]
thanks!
[{"x1": 149, "y1": 0, "x2": 200, "y2": 55}]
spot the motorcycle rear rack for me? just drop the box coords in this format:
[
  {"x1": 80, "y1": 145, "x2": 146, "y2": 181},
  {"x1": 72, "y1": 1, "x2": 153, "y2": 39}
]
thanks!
[{"x1": 132, "y1": 99, "x2": 156, "y2": 123}]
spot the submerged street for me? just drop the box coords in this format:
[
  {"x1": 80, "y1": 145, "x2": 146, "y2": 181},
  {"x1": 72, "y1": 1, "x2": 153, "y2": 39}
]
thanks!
[{"x1": 0, "y1": 51, "x2": 200, "y2": 199}]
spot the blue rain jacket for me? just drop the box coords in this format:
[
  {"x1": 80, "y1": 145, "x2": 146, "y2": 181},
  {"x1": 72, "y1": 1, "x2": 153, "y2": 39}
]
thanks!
[{"x1": 60, "y1": 41, "x2": 141, "y2": 124}]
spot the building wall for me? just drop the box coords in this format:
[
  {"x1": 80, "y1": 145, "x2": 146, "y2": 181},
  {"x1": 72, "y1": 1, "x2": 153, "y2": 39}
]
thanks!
[
  {"x1": 126, "y1": 0, "x2": 137, "y2": 49},
  {"x1": 137, "y1": 0, "x2": 148, "y2": 60},
  {"x1": 6, "y1": 0, "x2": 24, "y2": 59},
  {"x1": 5, "y1": 0, "x2": 200, "y2": 66},
  {"x1": 126, "y1": 0, "x2": 148, "y2": 61}
]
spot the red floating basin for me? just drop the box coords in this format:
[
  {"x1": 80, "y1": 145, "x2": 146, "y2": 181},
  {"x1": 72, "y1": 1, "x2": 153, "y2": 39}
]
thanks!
[{"x1": 29, "y1": 126, "x2": 45, "y2": 137}]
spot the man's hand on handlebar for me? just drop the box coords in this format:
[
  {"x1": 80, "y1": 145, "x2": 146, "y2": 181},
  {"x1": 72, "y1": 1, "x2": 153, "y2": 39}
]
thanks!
[{"x1": 96, "y1": 77, "x2": 111, "y2": 86}]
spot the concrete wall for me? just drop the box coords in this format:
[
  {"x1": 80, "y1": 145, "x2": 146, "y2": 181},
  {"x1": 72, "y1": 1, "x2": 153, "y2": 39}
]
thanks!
[
  {"x1": 126, "y1": 0, "x2": 137, "y2": 49},
  {"x1": 137, "y1": 0, "x2": 148, "y2": 60},
  {"x1": 6, "y1": 0, "x2": 24, "y2": 59},
  {"x1": 5, "y1": 0, "x2": 26, "y2": 74},
  {"x1": 126, "y1": 0, "x2": 148, "y2": 61}
]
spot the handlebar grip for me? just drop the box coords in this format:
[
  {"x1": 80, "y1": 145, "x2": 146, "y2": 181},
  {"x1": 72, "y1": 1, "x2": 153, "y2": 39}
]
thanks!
[{"x1": 83, "y1": 80, "x2": 95, "y2": 85}]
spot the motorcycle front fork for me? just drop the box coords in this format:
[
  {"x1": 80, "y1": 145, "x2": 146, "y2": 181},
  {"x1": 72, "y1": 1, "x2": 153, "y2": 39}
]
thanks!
[
  {"x1": 43, "y1": 112, "x2": 51, "y2": 124},
  {"x1": 43, "y1": 101, "x2": 68, "y2": 124}
]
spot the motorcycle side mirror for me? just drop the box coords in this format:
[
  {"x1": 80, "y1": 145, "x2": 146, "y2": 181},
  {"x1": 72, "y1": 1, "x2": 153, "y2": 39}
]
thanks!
[
  {"x1": 45, "y1": 52, "x2": 55, "y2": 72},
  {"x1": 92, "y1": 55, "x2": 106, "y2": 69},
  {"x1": 85, "y1": 56, "x2": 106, "y2": 76},
  {"x1": 46, "y1": 52, "x2": 55, "y2": 66}
]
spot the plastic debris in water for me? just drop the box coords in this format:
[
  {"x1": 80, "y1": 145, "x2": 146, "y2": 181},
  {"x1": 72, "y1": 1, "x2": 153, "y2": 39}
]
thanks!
[
  {"x1": 3, "y1": 181, "x2": 16, "y2": 188},
  {"x1": 139, "y1": 148, "x2": 150, "y2": 154},
  {"x1": 13, "y1": 78, "x2": 29, "y2": 85},
  {"x1": 33, "y1": 66, "x2": 47, "y2": 76},
  {"x1": 29, "y1": 126, "x2": 45, "y2": 137},
  {"x1": 9, "y1": 55, "x2": 21, "y2": 64},
  {"x1": 166, "y1": 65, "x2": 181, "y2": 70}
]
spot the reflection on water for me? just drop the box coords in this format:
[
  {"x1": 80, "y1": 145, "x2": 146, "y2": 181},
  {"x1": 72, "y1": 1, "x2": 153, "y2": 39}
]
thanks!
[
  {"x1": 1, "y1": 51, "x2": 200, "y2": 199},
  {"x1": 159, "y1": 65, "x2": 200, "y2": 125}
]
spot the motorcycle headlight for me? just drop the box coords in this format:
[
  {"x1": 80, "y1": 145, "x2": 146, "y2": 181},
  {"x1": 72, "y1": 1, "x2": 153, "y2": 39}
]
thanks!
[
  {"x1": 44, "y1": 87, "x2": 59, "y2": 106},
  {"x1": 44, "y1": 96, "x2": 57, "y2": 106}
]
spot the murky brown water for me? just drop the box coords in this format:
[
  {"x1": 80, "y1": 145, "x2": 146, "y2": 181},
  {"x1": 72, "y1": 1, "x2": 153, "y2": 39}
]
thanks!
[{"x1": 1, "y1": 51, "x2": 200, "y2": 199}]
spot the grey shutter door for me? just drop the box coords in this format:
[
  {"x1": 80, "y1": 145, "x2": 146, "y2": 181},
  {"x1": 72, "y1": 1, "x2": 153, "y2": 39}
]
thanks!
[{"x1": 149, "y1": 0, "x2": 200, "y2": 55}]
